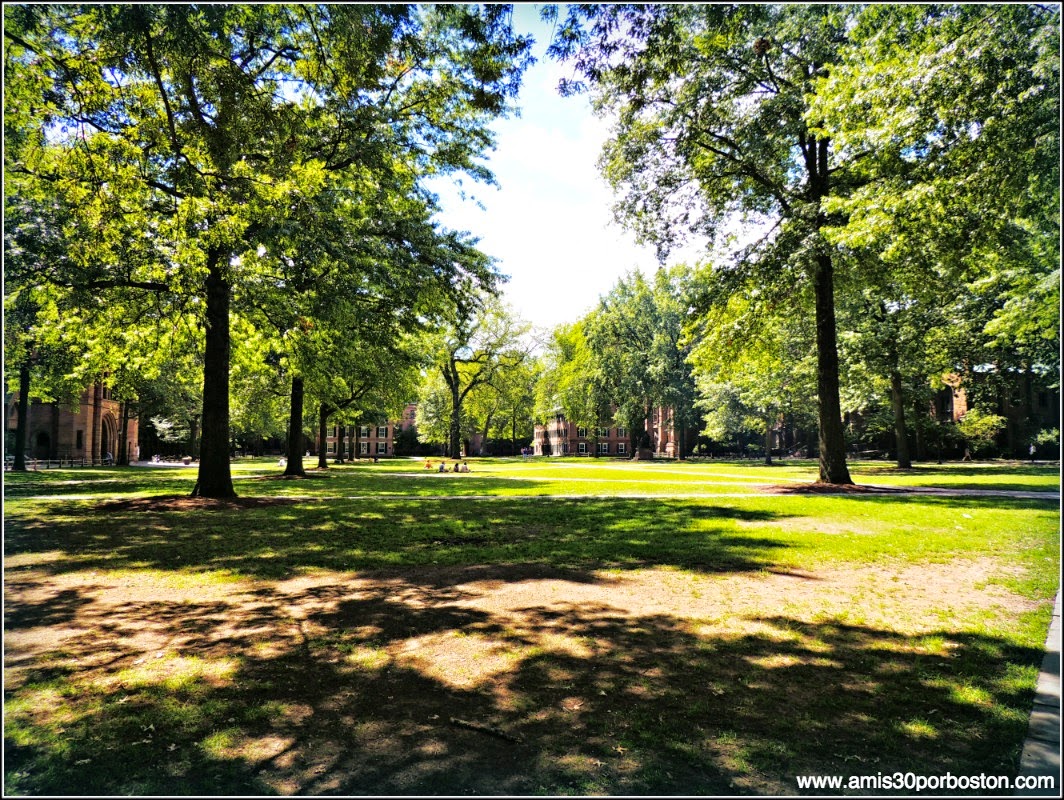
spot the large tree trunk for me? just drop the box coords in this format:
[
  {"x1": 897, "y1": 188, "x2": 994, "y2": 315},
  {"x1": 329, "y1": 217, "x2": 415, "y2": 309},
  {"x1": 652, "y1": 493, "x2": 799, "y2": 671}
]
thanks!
[
  {"x1": 192, "y1": 257, "x2": 236, "y2": 498},
  {"x1": 481, "y1": 411, "x2": 493, "y2": 456},
  {"x1": 12, "y1": 363, "x2": 30, "y2": 471},
  {"x1": 913, "y1": 398, "x2": 926, "y2": 461},
  {"x1": 91, "y1": 383, "x2": 102, "y2": 464},
  {"x1": 813, "y1": 252, "x2": 853, "y2": 485},
  {"x1": 890, "y1": 369, "x2": 912, "y2": 469},
  {"x1": 802, "y1": 127, "x2": 853, "y2": 485},
  {"x1": 118, "y1": 401, "x2": 130, "y2": 466},
  {"x1": 764, "y1": 417, "x2": 774, "y2": 466},
  {"x1": 284, "y1": 376, "x2": 307, "y2": 477},
  {"x1": 317, "y1": 403, "x2": 331, "y2": 469},
  {"x1": 448, "y1": 381, "x2": 462, "y2": 460},
  {"x1": 335, "y1": 423, "x2": 346, "y2": 464}
]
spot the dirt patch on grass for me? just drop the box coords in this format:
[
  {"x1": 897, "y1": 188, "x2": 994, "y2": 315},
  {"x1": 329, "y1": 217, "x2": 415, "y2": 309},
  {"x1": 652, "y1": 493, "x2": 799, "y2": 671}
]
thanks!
[
  {"x1": 97, "y1": 496, "x2": 313, "y2": 512},
  {"x1": 4, "y1": 552, "x2": 1042, "y2": 795}
]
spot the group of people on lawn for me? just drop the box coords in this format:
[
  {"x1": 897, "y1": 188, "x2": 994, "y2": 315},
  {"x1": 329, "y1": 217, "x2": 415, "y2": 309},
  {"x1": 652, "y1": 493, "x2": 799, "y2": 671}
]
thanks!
[{"x1": 425, "y1": 459, "x2": 471, "y2": 473}]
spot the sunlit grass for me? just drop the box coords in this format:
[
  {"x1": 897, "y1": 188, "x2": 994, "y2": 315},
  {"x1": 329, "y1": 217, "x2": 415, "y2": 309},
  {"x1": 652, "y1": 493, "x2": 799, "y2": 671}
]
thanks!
[{"x1": 9, "y1": 455, "x2": 1056, "y2": 500}]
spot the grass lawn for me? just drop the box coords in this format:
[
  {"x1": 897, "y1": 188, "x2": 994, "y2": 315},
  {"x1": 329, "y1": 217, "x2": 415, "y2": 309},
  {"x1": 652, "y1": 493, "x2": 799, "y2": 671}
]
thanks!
[{"x1": 3, "y1": 456, "x2": 1059, "y2": 795}]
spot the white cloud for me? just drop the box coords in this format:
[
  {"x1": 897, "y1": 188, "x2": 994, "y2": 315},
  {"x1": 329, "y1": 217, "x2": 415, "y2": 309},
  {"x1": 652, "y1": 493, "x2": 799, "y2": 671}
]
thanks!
[{"x1": 429, "y1": 10, "x2": 707, "y2": 331}]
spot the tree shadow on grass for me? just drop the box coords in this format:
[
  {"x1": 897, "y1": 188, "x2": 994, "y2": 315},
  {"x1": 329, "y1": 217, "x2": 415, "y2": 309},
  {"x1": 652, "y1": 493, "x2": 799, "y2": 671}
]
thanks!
[
  {"x1": 2, "y1": 499, "x2": 793, "y2": 581},
  {"x1": 3, "y1": 572, "x2": 1046, "y2": 796},
  {"x1": 823, "y1": 494, "x2": 1061, "y2": 512}
]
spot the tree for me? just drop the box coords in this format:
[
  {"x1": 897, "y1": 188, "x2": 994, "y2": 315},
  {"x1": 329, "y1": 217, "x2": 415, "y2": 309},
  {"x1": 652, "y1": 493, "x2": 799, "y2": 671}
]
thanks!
[
  {"x1": 4, "y1": 187, "x2": 198, "y2": 467},
  {"x1": 228, "y1": 316, "x2": 287, "y2": 456},
  {"x1": 813, "y1": 4, "x2": 1060, "y2": 461},
  {"x1": 957, "y1": 408, "x2": 1008, "y2": 459},
  {"x1": 689, "y1": 291, "x2": 818, "y2": 464},
  {"x1": 834, "y1": 277, "x2": 957, "y2": 468},
  {"x1": 489, "y1": 357, "x2": 539, "y2": 455},
  {"x1": 582, "y1": 268, "x2": 698, "y2": 457},
  {"x1": 647, "y1": 266, "x2": 699, "y2": 459},
  {"x1": 414, "y1": 371, "x2": 460, "y2": 453},
  {"x1": 585, "y1": 272, "x2": 661, "y2": 454},
  {"x1": 534, "y1": 320, "x2": 607, "y2": 442},
  {"x1": 549, "y1": 4, "x2": 858, "y2": 482},
  {"x1": 430, "y1": 297, "x2": 532, "y2": 459},
  {"x1": 5, "y1": 4, "x2": 532, "y2": 496},
  {"x1": 312, "y1": 336, "x2": 424, "y2": 469}
]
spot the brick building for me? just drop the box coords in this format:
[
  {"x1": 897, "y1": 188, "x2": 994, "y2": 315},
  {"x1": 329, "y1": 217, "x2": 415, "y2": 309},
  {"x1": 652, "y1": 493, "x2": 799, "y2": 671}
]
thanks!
[
  {"x1": 320, "y1": 402, "x2": 417, "y2": 458},
  {"x1": 5, "y1": 383, "x2": 139, "y2": 464},
  {"x1": 533, "y1": 406, "x2": 689, "y2": 457}
]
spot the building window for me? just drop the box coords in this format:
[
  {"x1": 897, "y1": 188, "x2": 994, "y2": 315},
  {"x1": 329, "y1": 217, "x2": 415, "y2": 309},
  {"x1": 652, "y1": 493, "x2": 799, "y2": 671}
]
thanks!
[
  {"x1": 577, "y1": 427, "x2": 588, "y2": 438},
  {"x1": 327, "y1": 442, "x2": 335, "y2": 454},
  {"x1": 76, "y1": 430, "x2": 84, "y2": 450},
  {"x1": 597, "y1": 427, "x2": 609, "y2": 437},
  {"x1": 617, "y1": 442, "x2": 627, "y2": 455},
  {"x1": 578, "y1": 441, "x2": 587, "y2": 454},
  {"x1": 360, "y1": 442, "x2": 369, "y2": 454},
  {"x1": 598, "y1": 442, "x2": 610, "y2": 454},
  {"x1": 377, "y1": 425, "x2": 388, "y2": 438},
  {"x1": 359, "y1": 425, "x2": 370, "y2": 438},
  {"x1": 376, "y1": 441, "x2": 387, "y2": 454},
  {"x1": 617, "y1": 427, "x2": 627, "y2": 439}
]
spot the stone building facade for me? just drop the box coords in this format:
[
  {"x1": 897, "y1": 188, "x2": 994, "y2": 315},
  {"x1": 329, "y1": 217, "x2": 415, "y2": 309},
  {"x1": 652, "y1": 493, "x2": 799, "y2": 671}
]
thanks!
[{"x1": 5, "y1": 383, "x2": 139, "y2": 464}]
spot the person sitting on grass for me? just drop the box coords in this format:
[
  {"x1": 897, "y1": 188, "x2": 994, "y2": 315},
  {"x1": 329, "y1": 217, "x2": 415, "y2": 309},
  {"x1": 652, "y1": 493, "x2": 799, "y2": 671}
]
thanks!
[
  {"x1": 438, "y1": 461, "x2": 447, "y2": 473},
  {"x1": 425, "y1": 459, "x2": 433, "y2": 469},
  {"x1": 459, "y1": 461, "x2": 471, "y2": 473}
]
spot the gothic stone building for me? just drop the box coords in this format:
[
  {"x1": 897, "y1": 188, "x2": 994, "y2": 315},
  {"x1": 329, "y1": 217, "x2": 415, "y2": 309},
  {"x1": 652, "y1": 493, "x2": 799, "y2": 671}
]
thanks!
[{"x1": 5, "y1": 383, "x2": 138, "y2": 464}]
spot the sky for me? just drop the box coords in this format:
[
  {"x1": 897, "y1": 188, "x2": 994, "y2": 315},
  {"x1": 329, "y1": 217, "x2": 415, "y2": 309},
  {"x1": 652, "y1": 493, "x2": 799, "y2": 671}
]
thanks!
[{"x1": 428, "y1": 5, "x2": 703, "y2": 333}]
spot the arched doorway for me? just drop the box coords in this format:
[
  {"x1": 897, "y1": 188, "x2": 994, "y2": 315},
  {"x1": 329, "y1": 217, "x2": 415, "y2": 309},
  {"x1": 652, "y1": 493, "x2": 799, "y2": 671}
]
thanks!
[
  {"x1": 33, "y1": 431, "x2": 51, "y2": 459},
  {"x1": 101, "y1": 415, "x2": 117, "y2": 463}
]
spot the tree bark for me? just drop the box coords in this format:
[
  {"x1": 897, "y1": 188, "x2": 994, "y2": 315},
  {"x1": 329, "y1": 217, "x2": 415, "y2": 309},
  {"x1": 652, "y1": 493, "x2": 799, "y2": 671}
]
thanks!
[
  {"x1": 335, "y1": 422, "x2": 346, "y2": 464},
  {"x1": 91, "y1": 382, "x2": 102, "y2": 464},
  {"x1": 890, "y1": 369, "x2": 912, "y2": 469},
  {"x1": 448, "y1": 378, "x2": 462, "y2": 460},
  {"x1": 813, "y1": 251, "x2": 853, "y2": 484},
  {"x1": 283, "y1": 375, "x2": 307, "y2": 477},
  {"x1": 912, "y1": 398, "x2": 926, "y2": 461},
  {"x1": 763, "y1": 418, "x2": 773, "y2": 466},
  {"x1": 317, "y1": 403, "x2": 331, "y2": 469},
  {"x1": 192, "y1": 256, "x2": 236, "y2": 497},
  {"x1": 481, "y1": 411, "x2": 493, "y2": 456},
  {"x1": 118, "y1": 401, "x2": 130, "y2": 466},
  {"x1": 13, "y1": 363, "x2": 30, "y2": 471}
]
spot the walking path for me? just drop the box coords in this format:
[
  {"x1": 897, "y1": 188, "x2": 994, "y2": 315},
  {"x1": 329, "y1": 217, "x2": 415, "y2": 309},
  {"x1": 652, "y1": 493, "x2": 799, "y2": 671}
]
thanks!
[{"x1": 1016, "y1": 590, "x2": 1061, "y2": 796}]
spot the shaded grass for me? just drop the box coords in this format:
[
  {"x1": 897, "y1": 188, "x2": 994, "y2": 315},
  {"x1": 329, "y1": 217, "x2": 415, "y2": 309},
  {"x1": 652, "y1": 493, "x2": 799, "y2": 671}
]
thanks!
[{"x1": 3, "y1": 457, "x2": 1059, "y2": 795}]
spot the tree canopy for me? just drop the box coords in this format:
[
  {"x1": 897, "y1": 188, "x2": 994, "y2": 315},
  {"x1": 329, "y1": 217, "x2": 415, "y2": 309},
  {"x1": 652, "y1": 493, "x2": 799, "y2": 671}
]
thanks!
[
  {"x1": 547, "y1": 2, "x2": 1059, "y2": 476},
  {"x1": 4, "y1": 3, "x2": 532, "y2": 493}
]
